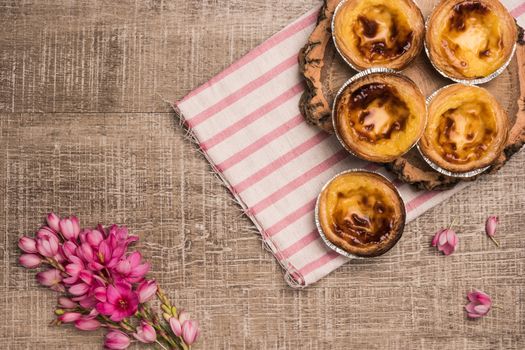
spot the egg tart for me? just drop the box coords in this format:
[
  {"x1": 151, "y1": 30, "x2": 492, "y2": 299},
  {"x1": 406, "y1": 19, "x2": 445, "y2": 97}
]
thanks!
[
  {"x1": 333, "y1": 70, "x2": 427, "y2": 163},
  {"x1": 332, "y1": 0, "x2": 425, "y2": 71},
  {"x1": 419, "y1": 84, "x2": 509, "y2": 176},
  {"x1": 425, "y1": 0, "x2": 517, "y2": 83},
  {"x1": 316, "y1": 170, "x2": 406, "y2": 258}
]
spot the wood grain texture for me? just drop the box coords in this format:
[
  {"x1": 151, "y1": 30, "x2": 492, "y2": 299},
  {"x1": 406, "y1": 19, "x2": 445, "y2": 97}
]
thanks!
[{"x1": 0, "y1": 1, "x2": 524, "y2": 349}]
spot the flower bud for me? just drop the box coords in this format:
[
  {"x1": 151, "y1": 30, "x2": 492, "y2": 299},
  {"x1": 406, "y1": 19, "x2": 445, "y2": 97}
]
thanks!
[
  {"x1": 36, "y1": 235, "x2": 59, "y2": 257},
  {"x1": 137, "y1": 280, "x2": 157, "y2": 303},
  {"x1": 46, "y1": 213, "x2": 61, "y2": 232},
  {"x1": 36, "y1": 269, "x2": 64, "y2": 292},
  {"x1": 133, "y1": 321, "x2": 156, "y2": 343},
  {"x1": 18, "y1": 236, "x2": 37, "y2": 253},
  {"x1": 58, "y1": 297, "x2": 77, "y2": 309},
  {"x1": 59, "y1": 216, "x2": 80, "y2": 240},
  {"x1": 105, "y1": 330, "x2": 131, "y2": 349},
  {"x1": 74, "y1": 317, "x2": 101, "y2": 331},
  {"x1": 19, "y1": 254, "x2": 42, "y2": 268},
  {"x1": 182, "y1": 320, "x2": 200, "y2": 346},
  {"x1": 169, "y1": 317, "x2": 182, "y2": 337},
  {"x1": 58, "y1": 312, "x2": 82, "y2": 323}
]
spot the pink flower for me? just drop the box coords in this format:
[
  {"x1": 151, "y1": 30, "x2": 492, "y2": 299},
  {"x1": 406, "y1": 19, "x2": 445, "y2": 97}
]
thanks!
[
  {"x1": 465, "y1": 289, "x2": 492, "y2": 319},
  {"x1": 18, "y1": 236, "x2": 37, "y2": 253},
  {"x1": 74, "y1": 317, "x2": 101, "y2": 331},
  {"x1": 58, "y1": 312, "x2": 82, "y2": 323},
  {"x1": 59, "y1": 216, "x2": 80, "y2": 240},
  {"x1": 58, "y1": 297, "x2": 77, "y2": 309},
  {"x1": 431, "y1": 228, "x2": 458, "y2": 255},
  {"x1": 133, "y1": 321, "x2": 156, "y2": 343},
  {"x1": 36, "y1": 269, "x2": 64, "y2": 292},
  {"x1": 69, "y1": 283, "x2": 90, "y2": 296},
  {"x1": 115, "y1": 252, "x2": 150, "y2": 283},
  {"x1": 36, "y1": 226, "x2": 59, "y2": 241},
  {"x1": 85, "y1": 229, "x2": 104, "y2": 247},
  {"x1": 96, "y1": 282, "x2": 139, "y2": 321},
  {"x1": 47, "y1": 213, "x2": 61, "y2": 232},
  {"x1": 36, "y1": 234, "x2": 59, "y2": 257},
  {"x1": 64, "y1": 255, "x2": 85, "y2": 284},
  {"x1": 76, "y1": 242, "x2": 94, "y2": 263},
  {"x1": 137, "y1": 280, "x2": 157, "y2": 303},
  {"x1": 485, "y1": 216, "x2": 500, "y2": 247},
  {"x1": 169, "y1": 317, "x2": 182, "y2": 337},
  {"x1": 62, "y1": 241, "x2": 78, "y2": 259},
  {"x1": 19, "y1": 254, "x2": 42, "y2": 268},
  {"x1": 105, "y1": 331, "x2": 131, "y2": 349},
  {"x1": 182, "y1": 320, "x2": 200, "y2": 345}
]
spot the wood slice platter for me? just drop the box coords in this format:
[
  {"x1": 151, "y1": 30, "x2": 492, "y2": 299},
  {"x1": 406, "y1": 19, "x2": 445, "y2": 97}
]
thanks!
[{"x1": 299, "y1": 0, "x2": 525, "y2": 190}]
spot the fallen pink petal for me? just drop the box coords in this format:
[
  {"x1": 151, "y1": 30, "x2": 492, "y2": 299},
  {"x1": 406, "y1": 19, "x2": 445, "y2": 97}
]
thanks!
[
  {"x1": 485, "y1": 216, "x2": 500, "y2": 247},
  {"x1": 465, "y1": 289, "x2": 493, "y2": 319},
  {"x1": 431, "y1": 228, "x2": 458, "y2": 256}
]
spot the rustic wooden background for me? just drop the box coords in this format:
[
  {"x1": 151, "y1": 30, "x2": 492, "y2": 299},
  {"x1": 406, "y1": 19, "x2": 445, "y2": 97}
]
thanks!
[{"x1": 0, "y1": 0, "x2": 524, "y2": 349}]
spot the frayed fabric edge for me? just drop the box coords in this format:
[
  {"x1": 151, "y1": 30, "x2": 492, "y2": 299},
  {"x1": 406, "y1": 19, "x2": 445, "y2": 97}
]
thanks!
[{"x1": 171, "y1": 102, "x2": 306, "y2": 289}]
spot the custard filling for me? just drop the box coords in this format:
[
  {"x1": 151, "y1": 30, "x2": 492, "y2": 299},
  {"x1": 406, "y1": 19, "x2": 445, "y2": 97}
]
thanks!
[
  {"x1": 430, "y1": 99, "x2": 497, "y2": 165},
  {"x1": 337, "y1": 82, "x2": 422, "y2": 158},
  {"x1": 322, "y1": 174, "x2": 400, "y2": 247},
  {"x1": 335, "y1": 1, "x2": 414, "y2": 64},
  {"x1": 437, "y1": 1, "x2": 506, "y2": 78}
]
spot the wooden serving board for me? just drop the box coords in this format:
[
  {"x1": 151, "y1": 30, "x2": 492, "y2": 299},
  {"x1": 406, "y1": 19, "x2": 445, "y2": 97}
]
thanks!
[{"x1": 299, "y1": 0, "x2": 525, "y2": 190}]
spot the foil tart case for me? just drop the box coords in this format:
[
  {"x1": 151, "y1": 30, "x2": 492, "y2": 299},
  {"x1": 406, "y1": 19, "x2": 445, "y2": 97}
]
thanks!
[
  {"x1": 331, "y1": 0, "x2": 424, "y2": 73},
  {"x1": 331, "y1": 67, "x2": 427, "y2": 162},
  {"x1": 423, "y1": 6, "x2": 517, "y2": 86},
  {"x1": 417, "y1": 84, "x2": 491, "y2": 178},
  {"x1": 314, "y1": 169, "x2": 407, "y2": 259}
]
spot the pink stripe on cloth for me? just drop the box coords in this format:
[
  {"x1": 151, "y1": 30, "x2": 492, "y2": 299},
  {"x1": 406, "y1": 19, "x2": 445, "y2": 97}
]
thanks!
[
  {"x1": 511, "y1": 2, "x2": 525, "y2": 17},
  {"x1": 216, "y1": 113, "x2": 304, "y2": 172},
  {"x1": 279, "y1": 229, "x2": 319, "y2": 260},
  {"x1": 266, "y1": 198, "x2": 317, "y2": 237},
  {"x1": 233, "y1": 131, "x2": 330, "y2": 193},
  {"x1": 174, "y1": 2, "x2": 522, "y2": 286},
  {"x1": 188, "y1": 54, "x2": 299, "y2": 128},
  {"x1": 249, "y1": 149, "x2": 347, "y2": 215},
  {"x1": 200, "y1": 82, "x2": 304, "y2": 150}
]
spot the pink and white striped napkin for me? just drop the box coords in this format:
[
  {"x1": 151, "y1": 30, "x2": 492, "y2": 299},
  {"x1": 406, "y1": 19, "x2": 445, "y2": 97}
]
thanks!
[{"x1": 174, "y1": 1, "x2": 525, "y2": 287}]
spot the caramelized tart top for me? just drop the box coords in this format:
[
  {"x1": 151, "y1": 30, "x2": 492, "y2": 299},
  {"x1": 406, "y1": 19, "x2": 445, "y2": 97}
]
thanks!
[
  {"x1": 334, "y1": 72, "x2": 427, "y2": 163},
  {"x1": 333, "y1": 0, "x2": 424, "y2": 70},
  {"x1": 426, "y1": 0, "x2": 517, "y2": 80},
  {"x1": 317, "y1": 171, "x2": 405, "y2": 257},
  {"x1": 419, "y1": 84, "x2": 509, "y2": 174}
]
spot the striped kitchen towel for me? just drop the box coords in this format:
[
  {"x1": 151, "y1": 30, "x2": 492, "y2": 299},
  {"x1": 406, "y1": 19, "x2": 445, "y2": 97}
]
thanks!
[{"x1": 174, "y1": 1, "x2": 525, "y2": 287}]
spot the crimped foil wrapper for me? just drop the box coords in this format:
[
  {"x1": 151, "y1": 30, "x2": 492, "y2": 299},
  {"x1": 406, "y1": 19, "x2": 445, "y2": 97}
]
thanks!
[
  {"x1": 314, "y1": 169, "x2": 406, "y2": 259},
  {"x1": 331, "y1": 67, "x2": 427, "y2": 161},
  {"x1": 424, "y1": 8, "x2": 517, "y2": 85},
  {"x1": 416, "y1": 84, "x2": 491, "y2": 178}
]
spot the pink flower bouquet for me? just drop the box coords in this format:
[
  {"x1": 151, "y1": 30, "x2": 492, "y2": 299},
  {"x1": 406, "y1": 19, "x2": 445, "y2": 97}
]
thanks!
[{"x1": 18, "y1": 213, "x2": 200, "y2": 349}]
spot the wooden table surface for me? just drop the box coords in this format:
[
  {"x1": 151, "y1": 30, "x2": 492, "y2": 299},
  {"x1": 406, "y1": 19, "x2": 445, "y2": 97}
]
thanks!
[{"x1": 1, "y1": 1, "x2": 524, "y2": 349}]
